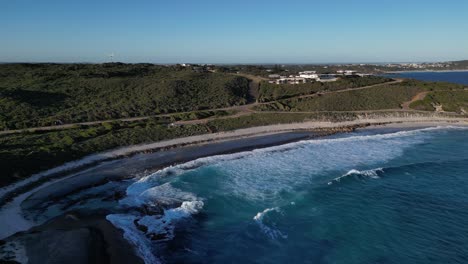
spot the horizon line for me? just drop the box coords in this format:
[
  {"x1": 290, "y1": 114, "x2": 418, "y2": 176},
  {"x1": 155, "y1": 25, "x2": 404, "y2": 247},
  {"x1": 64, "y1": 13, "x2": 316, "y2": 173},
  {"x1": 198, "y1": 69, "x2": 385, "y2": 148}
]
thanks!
[{"x1": 1, "y1": 59, "x2": 467, "y2": 66}]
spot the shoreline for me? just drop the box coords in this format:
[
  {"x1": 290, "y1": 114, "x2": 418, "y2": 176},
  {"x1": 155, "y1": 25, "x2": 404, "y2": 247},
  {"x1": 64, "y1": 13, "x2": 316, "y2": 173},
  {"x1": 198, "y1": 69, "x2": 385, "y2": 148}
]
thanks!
[
  {"x1": 1, "y1": 117, "x2": 468, "y2": 206},
  {"x1": 383, "y1": 69, "x2": 468, "y2": 74},
  {"x1": 1, "y1": 118, "x2": 468, "y2": 263}
]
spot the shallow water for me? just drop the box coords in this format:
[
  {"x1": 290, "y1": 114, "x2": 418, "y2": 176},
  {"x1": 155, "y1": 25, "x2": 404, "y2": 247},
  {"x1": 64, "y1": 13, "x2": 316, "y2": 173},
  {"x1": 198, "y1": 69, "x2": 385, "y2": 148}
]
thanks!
[{"x1": 107, "y1": 126, "x2": 468, "y2": 263}]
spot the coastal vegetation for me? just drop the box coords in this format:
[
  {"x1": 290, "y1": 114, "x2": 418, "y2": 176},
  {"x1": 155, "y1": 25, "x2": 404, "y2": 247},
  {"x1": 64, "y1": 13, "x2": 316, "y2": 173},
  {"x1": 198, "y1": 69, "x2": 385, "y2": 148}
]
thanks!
[
  {"x1": 410, "y1": 90, "x2": 468, "y2": 113},
  {"x1": 255, "y1": 80, "x2": 467, "y2": 112},
  {"x1": 257, "y1": 76, "x2": 393, "y2": 102},
  {"x1": 0, "y1": 119, "x2": 209, "y2": 187},
  {"x1": 0, "y1": 63, "x2": 250, "y2": 130}
]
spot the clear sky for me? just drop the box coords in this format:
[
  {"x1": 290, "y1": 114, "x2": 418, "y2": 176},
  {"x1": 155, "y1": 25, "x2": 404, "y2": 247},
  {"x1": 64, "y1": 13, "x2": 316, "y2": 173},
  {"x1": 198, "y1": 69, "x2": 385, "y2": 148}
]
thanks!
[{"x1": 1, "y1": 0, "x2": 468, "y2": 63}]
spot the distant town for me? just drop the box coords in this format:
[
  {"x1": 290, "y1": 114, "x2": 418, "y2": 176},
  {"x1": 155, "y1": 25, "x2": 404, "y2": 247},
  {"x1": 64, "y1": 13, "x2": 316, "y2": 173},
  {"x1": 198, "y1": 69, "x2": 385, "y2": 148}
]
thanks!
[
  {"x1": 266, "y1": 70, "x2": 372, "y2": 85},
  {"x1": 170, "y1": 60, "x2": 468, "y2": 85}
]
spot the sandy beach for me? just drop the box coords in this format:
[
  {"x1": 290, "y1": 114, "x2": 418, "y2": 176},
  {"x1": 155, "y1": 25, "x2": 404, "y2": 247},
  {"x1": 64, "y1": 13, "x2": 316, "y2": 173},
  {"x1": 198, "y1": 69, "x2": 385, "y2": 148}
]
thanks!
[
  {"x1": 1, "y1": 117, "x2": 468, "y2": 263},
  {"x1": 2, "y1": 116, "x2": 468, "y2": 205}
]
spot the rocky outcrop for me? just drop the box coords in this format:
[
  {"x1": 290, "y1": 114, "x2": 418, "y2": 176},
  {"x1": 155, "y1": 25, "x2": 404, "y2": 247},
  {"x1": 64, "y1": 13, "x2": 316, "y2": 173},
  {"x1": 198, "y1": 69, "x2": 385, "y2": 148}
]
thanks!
[{"x1": 0, "y1": 212, "x2": 144, "y2": 264}]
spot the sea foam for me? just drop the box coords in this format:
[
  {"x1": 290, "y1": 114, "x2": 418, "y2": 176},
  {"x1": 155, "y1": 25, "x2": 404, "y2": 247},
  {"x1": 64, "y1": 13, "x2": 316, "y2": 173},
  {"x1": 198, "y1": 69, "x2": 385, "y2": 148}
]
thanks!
[
  {"x1": 328, "y1": 168, "x2": 384, "y2": 185},
  {"x1": 123, "y1": 126, "x2": 459, "y2": 204},
  {"x1": 122, "y1": 182, "x2": 198, "y2": 208},
  {"x1": 107, "y1": 182, "x2": 204, "y2": 264},
  {"x1": 107, "y1": 198, "x2": 203, "y2": 264},
  {"x1": 106, "y1": 214, "x2": 161, "y2": 264},
  {"x1": 253, "y1": 207, "x2": 287, "y2": 239}
]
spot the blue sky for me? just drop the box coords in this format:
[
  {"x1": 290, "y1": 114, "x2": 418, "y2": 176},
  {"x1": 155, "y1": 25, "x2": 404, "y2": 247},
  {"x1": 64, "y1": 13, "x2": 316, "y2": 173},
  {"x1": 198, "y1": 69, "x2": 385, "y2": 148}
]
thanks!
[{"x1": 1, "y1": 0, "x2": 468, "y2": 63}]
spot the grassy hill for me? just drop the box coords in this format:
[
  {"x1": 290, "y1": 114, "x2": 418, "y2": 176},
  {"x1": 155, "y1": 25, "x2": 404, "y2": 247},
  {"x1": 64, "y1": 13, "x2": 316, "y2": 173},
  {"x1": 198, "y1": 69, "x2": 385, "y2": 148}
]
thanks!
[
  {"x1": 255, "y1": 80, "x2": 466, "y2": 112},
  {"x1": 450, "y1": 60, "x2": 468, "y2": 68},
  {"x1": 410, "y1": 90, "x2": 468, "y2": 113},
  {"x1": 0, "y1": 63, "x2": 251, "y2": 129}
]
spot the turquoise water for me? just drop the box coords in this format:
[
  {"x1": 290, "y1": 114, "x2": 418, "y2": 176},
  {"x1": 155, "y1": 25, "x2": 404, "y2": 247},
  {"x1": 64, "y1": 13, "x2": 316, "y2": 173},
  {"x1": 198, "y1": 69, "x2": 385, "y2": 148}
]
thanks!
[
  {"x1": 108, "y1": 127, "x2": 468, "y2": 263},
  {"x1": 385, "y1": 71, "x2": 468, "y2": 85}
]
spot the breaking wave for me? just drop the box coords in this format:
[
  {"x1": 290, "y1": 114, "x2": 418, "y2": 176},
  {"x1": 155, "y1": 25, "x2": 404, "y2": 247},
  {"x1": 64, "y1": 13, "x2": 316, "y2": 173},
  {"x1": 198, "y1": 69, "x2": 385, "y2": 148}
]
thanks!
[
  {"x1": 328, "y1": 168, "x2": 384, "y2": 185},
  {"x1": 253, "y1": 207, "x2": 287, "y2": 239},
  {"x1": 107, "y1": 181, "x2": 204, "y2": 264},
  {"x1": 107, "y1": 199, "x2": 203, "y2": 264},
  {"x1": 122, "y1": 182, "x2": 198, "y2": 208}
]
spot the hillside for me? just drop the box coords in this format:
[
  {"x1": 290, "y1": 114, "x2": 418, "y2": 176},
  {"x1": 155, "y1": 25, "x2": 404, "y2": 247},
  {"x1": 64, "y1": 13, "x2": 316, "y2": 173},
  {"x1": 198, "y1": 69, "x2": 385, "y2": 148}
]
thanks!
[
  {"x1": 410, "y1": 90, "x2": 468, "y2": 113},
  {"x1": 450, "y1": 60, "x2": 468, "y2": 68},
  {"x1": 0, "y1": 63, "x2": 251, "y2": 130},
  {"x1": 255, "y1": 80, "x2": 467, "y2": 112}
]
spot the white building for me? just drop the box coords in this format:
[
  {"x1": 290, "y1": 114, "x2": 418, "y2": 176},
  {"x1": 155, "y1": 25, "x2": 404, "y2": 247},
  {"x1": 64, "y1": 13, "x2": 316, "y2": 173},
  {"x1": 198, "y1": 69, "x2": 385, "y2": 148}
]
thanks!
[
  {"x1": 298, "y1": 71, "x2": 319, "y2": 80},
  {"x1": 344, "y1": 70, "x2": 357, "y2": 76}
]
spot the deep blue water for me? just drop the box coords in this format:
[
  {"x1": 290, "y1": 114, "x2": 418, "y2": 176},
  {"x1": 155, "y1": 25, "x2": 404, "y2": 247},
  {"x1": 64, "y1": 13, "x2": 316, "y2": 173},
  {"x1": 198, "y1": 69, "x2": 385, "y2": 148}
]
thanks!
[
  {"x1": 107, "y1": 127, "x2": 468, "y2": 263},
  {"x1": 385, "y1": 71, "x2": 468, "y2": 85}
]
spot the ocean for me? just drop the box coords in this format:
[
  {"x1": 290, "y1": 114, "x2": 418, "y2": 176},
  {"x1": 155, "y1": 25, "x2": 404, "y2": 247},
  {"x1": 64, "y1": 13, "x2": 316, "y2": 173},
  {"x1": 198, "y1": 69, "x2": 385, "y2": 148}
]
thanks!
[
  {"x1": 385, "y1": 71, "x2": 468, "y2": 85},
  {"x1": 106, "y1": 126, "x2": 468, "y2": 263}
]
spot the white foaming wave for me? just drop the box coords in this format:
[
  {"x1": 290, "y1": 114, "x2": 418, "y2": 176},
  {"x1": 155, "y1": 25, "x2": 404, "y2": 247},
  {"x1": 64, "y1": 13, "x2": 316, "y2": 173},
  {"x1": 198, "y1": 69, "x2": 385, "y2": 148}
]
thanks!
[
  {"x1": 213, "y1": 129, "x2": 435, "y2": 200},
  {"x1": 253, "y1": 207, "x2": 287, "y2": 239},
  {"x1": 122, "y1": 182, "x2": 197, "y2": 208},
  {"x1": 106, "y1": 214, "x2": 161, "y2": 264},
  {"x1": 138, "y1": 201, "x2": 204, "y2": 240},
  {"x1": 328, "y1": 168, "x2": 384, "y2": 185},
  {"x1": 106, "y1": 201, "x2": 204, "y2": 264},
  {"x1": 107, "y1": 200, "x2": 204, "y2": 264},
  {"x1": 124, "y1": 152, "x2": 255, "y2": 200},
  {"x1": 125, "y1": 125, "x2": 460, "y2": 203}
]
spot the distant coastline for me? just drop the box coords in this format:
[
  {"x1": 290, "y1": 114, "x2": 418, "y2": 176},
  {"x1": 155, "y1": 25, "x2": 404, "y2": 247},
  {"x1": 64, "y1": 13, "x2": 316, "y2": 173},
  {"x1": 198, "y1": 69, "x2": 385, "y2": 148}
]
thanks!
[{"x1": 384, "y1": 69, "x2": 468, "y2": 74}]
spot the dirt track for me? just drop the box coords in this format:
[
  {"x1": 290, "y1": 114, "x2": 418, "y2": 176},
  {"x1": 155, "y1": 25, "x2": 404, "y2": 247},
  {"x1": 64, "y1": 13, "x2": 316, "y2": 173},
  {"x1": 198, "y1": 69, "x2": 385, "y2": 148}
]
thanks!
[{"x1": 401, "y1": 91, "x2": 429, "y2": 110}]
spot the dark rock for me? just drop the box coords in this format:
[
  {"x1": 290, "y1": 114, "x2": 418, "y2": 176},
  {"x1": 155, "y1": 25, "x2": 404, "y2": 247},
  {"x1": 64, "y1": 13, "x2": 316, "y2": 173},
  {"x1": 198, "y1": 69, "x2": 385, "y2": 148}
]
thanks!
[
  {"x1": 25, "y1": 228, "x2": 92, "y2": 264},
  {"x1": 135, "y1": 204, "x2": 164, "y2": 216},
  {"x1": 0, "y1": 260, "x2": 21, "y2": 264},
  {"x1": 113, "y1": 190, "x2": 126, "y2": 200},
  {"x1": 3, "y1": 212, "x2": 144, "y2": 264},
  {"x1": 102, "y1": 190, "x2": 126, "y2": 202},
  {"x1": 148, "y1": 232, "x2": 168, "y2": 241},
  {"x1": 133, "y1": 219, "x2": 148, "y2": 233}
]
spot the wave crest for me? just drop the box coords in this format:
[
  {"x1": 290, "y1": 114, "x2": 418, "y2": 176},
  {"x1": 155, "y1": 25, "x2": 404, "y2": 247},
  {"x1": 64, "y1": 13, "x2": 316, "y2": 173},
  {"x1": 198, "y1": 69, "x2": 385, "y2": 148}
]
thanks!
[
  {"x1": 107, "y1": 200, "x2": 203, "y2": 264},
  {"x1": 328, "y1": 168, "x2": 384, "y2": 185},
  {"x1": 253, "y1": 207, "x2": 287, "y2": 239}
]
